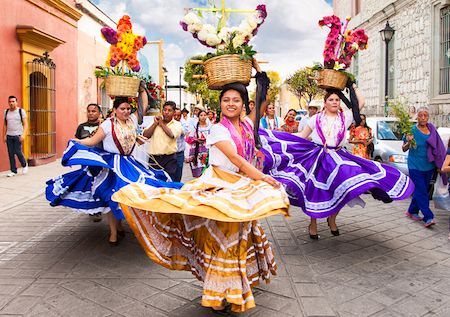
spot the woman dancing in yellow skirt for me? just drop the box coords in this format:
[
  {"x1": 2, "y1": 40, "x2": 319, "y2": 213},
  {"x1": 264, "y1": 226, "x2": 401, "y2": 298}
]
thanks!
[{"x1": 112, "y1": 60, "x2": 289, "y2": 314}]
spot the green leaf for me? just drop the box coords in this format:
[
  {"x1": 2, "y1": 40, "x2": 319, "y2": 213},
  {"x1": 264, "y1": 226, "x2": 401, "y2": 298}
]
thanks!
[{"x1": 197, "y1": 11, "x2": 203, "y2": 18}]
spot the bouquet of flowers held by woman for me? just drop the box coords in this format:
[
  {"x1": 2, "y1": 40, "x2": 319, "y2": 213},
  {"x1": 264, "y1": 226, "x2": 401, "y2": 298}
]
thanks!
[
  {"x1": 180, "y1": 4, "x2": 267, "y2": 90},
  {"x1": 312, "y1": 15, "x2": 369, "y2": 90}
]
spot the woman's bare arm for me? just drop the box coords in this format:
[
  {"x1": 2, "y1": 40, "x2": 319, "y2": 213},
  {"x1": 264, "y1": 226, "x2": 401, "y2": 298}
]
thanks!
[
  {"x1": 214, "y1": 140, "x2": 280, "y2": 188},
  {"x1": 72, "y1": 127, "x2": 106, "y2": 146}
]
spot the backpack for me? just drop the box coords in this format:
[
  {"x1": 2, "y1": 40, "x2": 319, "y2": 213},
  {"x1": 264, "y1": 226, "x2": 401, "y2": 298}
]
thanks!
[{"x1": 4, "y1": 108, "x2": 24, "y2": 126}]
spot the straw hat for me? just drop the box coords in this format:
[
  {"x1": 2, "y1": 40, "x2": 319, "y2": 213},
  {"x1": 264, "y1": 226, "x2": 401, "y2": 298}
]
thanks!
[
  {"x1": 194, "y1": 105, "x2": 205, "y2": 111},
  {"x1": 307, "y1": 100, "x2": 322, "y2": 110}
]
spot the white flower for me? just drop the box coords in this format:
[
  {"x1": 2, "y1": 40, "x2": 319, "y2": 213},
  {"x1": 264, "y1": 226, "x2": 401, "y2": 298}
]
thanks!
[
  {"x1": 197, "y1": 29, "x2": 209, "y2": 41},
  {"x1": 351, "y1": 42, "x2": 359, "y2": 50},
  {"x1": 244, "y1": 16, "x2": 258, "y2": 29},
  {"x1": 183, "y1": 12, "x2": 200, "y2": 25},
  {"x1": 203, "y1": 24, "x2": 216, "y2": 34},
  {"x1": 232, "y1": 34, "x2": 246, "y2": 48},
  {"x1": 334, "y1": 62, "x2": 345, "y2": 70},
  {"x1": 188, "y1": 21, "x2": 203, "y2": 33},
  {"x1": 217, "y1": 43, "x2": 226, "y2": 51},
  {"x1": 206, "y1": 34, "x2": 221, "y2": 46},
  {"x1": 240, "y1": 23, "x2": 253, "y2": 35},
  {"x1": 218, "y1": 27, "x2": 231, "y2": 41}
]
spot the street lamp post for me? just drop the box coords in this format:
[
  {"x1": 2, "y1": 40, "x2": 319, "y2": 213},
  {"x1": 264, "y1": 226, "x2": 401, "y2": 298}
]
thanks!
[
  {"x1": 380, "y1": 21, "x2": 395, "y2": 117},
  {"x1": 179, "y1": 67, "x2": 184, "y2": 108}
]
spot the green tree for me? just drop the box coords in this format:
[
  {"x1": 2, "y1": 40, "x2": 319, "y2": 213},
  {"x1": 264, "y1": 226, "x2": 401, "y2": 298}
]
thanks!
[
  {"x1": 285, "y1": 67, "x2": 325, "y2": 106},
  {"x1": 183, "y1": 56, "x2": 220, "y2": 110},
  {"x1": 249, "y1": 70, "x2": 281, "y2": 105}
]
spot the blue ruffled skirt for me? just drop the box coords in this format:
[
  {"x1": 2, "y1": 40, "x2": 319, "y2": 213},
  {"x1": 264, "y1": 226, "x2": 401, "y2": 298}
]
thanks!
[
  {"x1": 46, "y1": 141, "x2": 183, "y2": 219},
  {"x1": 259, "y1": 129, "x2": 415, "y2": 219}
]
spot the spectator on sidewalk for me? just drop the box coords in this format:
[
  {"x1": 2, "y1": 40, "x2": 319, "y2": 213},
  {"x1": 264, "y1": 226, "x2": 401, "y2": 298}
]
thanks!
[
  {"x1": 403, "y1": 107, "x2": 446, "y2": 227},
  {"x1": 3, "y1": 96, "x2": 28, "y2": 177},
  {"x1": 180, "y1": 108, "x2": 190, "y2": 126},
  {"x1": 75, "y1": 103, "x2": 103, "y2": 222},
  {"x1": 278, "y1": 109, "x2": 300, "y2": 133},
  {"x1": 187, "y1": 104, "x2": 211, "y2": 132},
  {"x1": 260, "y1": 104, "x2": 283, "y2": 130},
  {"x1": 173, "y1": 108, "x2": 189, "y2": 182},
  {"x1": 144, "y1": 101, "x2": 182, "y2": 181},
  {"x1": 186, "y1": 110, "x2": 212, "y2": 177},
  {"x1": 298, "y1": 102, "x2": 320, "y2": 132}
]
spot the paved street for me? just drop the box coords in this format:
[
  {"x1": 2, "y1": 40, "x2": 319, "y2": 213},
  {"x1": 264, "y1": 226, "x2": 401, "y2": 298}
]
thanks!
[{"x1": 1, "y1": 161, "x2": 450, "y2": 316}]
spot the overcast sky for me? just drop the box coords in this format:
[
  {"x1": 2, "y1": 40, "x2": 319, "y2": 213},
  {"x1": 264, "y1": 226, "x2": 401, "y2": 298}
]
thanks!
[{"x1": 91, "y1": 0, "x2": 333, "y2": 84}]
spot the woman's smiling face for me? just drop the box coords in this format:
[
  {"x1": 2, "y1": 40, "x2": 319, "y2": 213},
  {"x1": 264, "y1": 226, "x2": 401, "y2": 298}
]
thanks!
[{"x1": 221, "y1": 90, "x2": 243, "y2": 119}]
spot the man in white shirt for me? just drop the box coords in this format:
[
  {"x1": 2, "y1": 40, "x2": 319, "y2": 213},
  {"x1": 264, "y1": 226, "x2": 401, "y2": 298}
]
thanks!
[
  {"x1": 173, "y1": 108, "x2": 189, "y2": 182},
  {"x1": 3, "y1": 96, "x2": 28, "y2": 177},
  {"x1": 298, "y1": 102, "x2": 320, "y2": 132}
]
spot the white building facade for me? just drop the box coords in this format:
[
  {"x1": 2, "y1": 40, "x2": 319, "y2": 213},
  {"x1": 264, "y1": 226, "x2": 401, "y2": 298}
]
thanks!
[{"x1": 334, "y1": 0, "x2": 450, "y2": 127}]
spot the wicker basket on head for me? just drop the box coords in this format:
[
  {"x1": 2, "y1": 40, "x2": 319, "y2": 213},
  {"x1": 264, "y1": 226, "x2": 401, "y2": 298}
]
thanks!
[
  {"x1": 317, "y1": 69, "x2": 349, "y2": 91},
  {"x1": 203, "y1": 55, "x2": 252, "y2": 90},
  {"x1": 104, "y1": 76, "x2": 141, "y2": 97}
]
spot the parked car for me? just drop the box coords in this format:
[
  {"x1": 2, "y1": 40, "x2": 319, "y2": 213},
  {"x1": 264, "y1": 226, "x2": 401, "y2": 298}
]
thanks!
[
  {"x1": 295, "y1": 110, "x2": 307, "y2": 122},
  {"x1": 343, "y1": 117, "x2": 414, "y2": 176}
]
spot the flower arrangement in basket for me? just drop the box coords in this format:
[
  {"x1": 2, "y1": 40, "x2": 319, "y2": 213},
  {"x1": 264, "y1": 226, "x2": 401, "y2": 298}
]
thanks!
[
  {"x1": 180, "y1": 4, "x2": 267, "y2": 89},
  {"x1": 94, "y1": 15, "x2": 147, "y2": 97},
  {"x1": 312, "y1": 15, "x2": 369, "y2": 90}
]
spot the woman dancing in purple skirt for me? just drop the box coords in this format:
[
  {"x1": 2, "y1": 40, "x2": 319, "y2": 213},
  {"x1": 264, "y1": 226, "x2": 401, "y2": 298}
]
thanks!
[{"x1": 259, "y1": 82, "x2": 414, "y2": 239}]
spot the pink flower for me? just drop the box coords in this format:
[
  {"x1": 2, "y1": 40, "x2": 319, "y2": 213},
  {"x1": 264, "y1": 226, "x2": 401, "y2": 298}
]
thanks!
[
  {"x1": 325, "y1": 38, "x2": 337, "y2": 48},
  {"x1": 256, "y1": 4, "x2": 267, "y2": 20},
  {"x1": 354, "y1": 28, "x2": 365, "y2": 37},
  {"x1": 323, "y1": 16, "x2": 333, "y2": 24}
]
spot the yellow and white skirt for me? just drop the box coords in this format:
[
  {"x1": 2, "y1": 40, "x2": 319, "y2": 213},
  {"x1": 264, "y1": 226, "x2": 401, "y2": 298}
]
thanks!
[{"x1": 112, "y1": 166, "x2": 290, "y2": 312}]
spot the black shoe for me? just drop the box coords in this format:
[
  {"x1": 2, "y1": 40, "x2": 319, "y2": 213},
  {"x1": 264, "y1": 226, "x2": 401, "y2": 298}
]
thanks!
[
  {"x1": 93, "y1": 213, "x2": 102, "y2": 222},
  {"x1": 327, "y1": 218, "x2": 340, "y2": 236},
  {"x1": 309, "y1": 225, "x2": 319, "y2": 240},
  {"x1": 109, "y1": 240, "x2": 118, "y2": 247},
  {"x1": 211, "y1": 306, "x2": 230, "y2": 315},
  {"x1": 331, "y1": 229, "x2": 340, "y2": 236},
  {"x1": 117, "y1": 230, "x2": 125, "y2": 238}
]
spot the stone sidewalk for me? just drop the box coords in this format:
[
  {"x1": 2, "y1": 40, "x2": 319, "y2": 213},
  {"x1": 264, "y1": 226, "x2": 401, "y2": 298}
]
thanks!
[{"x1": 1, "y1": 161, "x2": 450, "y2": 316}]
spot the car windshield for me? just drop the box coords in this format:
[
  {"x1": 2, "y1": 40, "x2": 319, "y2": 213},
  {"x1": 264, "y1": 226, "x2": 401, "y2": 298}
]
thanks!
[{"x1": 377, "y1": 121, "x2": 403, "y2": 140}]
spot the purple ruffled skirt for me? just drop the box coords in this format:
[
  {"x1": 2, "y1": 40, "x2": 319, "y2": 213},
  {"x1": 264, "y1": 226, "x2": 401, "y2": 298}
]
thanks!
[{"x1": 259, "y1": 129, "x2": 414, "y2": 219}]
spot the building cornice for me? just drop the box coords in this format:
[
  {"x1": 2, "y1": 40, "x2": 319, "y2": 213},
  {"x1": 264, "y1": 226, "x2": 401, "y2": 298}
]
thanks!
[
  {"x1": 17, "y1": 26, "x2": 66, "y2": 54},
  {"x1": 75, "y1": 0, "x2": 116, "y2": 28},
  {"x1": 40, "y1": 0, "x2": 82, "y2": 21}
]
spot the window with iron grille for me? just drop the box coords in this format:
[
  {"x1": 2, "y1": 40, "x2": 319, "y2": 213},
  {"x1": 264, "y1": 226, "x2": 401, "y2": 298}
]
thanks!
[
  {"x1": 440, "y1": 7, "x2": 450, "y2": 94},
  {"x1": 388, "y1": 37, "x2": 395, "y2": 99},
  {"x1": 26, "y1": 52, "x2": 56, "y2": 160}
]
